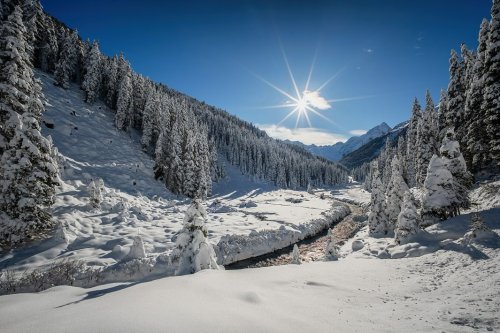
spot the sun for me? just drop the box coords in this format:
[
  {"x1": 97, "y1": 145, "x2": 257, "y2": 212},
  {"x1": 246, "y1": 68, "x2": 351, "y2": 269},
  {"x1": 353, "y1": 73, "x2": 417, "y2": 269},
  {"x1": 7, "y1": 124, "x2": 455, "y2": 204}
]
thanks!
[{"x1": 251, "y1": 43, "x2": 372, "y2": 129}]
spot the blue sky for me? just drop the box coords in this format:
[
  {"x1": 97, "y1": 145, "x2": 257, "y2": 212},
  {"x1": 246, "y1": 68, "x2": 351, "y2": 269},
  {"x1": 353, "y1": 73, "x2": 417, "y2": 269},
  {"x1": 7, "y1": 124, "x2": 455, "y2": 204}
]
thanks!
[{"x1": 41, "y1": 0, "x2": 492, "y2": 145}]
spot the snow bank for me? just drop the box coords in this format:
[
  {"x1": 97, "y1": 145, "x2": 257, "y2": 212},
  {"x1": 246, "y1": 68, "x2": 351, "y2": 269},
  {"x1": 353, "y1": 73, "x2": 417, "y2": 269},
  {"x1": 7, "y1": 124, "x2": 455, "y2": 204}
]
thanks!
[{"x1": 216, "y1": 203, "x2": 350, "y2": 265}]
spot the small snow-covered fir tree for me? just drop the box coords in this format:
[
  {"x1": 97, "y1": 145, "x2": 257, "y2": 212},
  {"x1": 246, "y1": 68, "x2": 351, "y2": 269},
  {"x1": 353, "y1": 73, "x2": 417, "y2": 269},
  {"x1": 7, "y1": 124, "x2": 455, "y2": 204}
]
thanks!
[
  {"x1": 385, "y1": 156, "x2": 409, "y2": 231},
  {"x1": 290, "y1": 244, "x2": 301, "y2": 265},
  {"x1": 88, "y1": 178, "x2": 104, "y2": 209},
  {"x1": 421, "y1": 155, "x2": 458, "y2": 226},
  {"x1": 463, "y1": 213, "x2": 496, "y2": 245},
  {"x1": 439, "y1": 128, "x2": 471, "y2": 212},
  {"x1": 416, "y1": 90, "x2": 438, "y2": 186},
  {"x1": 172, "y1": 200, "x2": 219, "y2": 275},
  {"x1": 127, "y1": 235, "x2": 146, "y2": 260},
  {"x1": 368, "y1": 173, "x2": 388, "y2": 236},
  {"x1": 81, "y1": 40, "x2": 102, "y2": 104},
  {"x1": 394, "y1": 192, "x2": 420, "y2": 244},
  {"x1": 324, "y1": 229, "x2": 339, "y2": 261}
]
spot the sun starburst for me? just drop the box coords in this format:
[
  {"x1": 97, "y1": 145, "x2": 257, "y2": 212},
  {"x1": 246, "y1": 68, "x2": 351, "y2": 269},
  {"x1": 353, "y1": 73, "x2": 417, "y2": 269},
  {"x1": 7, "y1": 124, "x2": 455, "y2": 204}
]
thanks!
[{"x1": 251, "y1": 44, "x2": 372, "y2": 129}]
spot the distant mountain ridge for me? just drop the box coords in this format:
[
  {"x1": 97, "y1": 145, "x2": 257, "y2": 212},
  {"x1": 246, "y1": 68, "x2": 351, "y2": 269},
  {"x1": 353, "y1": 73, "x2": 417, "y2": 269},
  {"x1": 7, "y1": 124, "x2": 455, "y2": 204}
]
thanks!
[
  {"x1": 286, "y1": 122, "x2": 391, "y2": 161},
  {"x1": 339, "y1": 121, "x2": 409, "y2": 169}
]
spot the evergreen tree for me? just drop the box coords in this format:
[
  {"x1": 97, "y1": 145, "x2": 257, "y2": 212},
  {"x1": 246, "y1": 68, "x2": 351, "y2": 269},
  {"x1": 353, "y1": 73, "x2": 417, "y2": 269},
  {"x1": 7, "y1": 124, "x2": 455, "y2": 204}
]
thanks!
[
  {"x1": 171, "y1": 200, "x2": 219, "y2": 275},
  {"x1": 483, "y1": 0, "x2": 500, "y2": 167},
  {"x1": 465, "y1": 19, "x2": 491, "y2": 172},
  {"x1": 439, "y1": 128, "x2": 471, "y2": 212},
  {"x1": 141, "y1": 88, "x2": 161, "y2": 150},
  {"x1": 368, "y1": 173, "x2": 388, "y2": 236},
  {"x1": 115, "y1": 65, "x2": 133, "y2": 130},
  {"x1": 385, "y1": 156, "x2": 409, "y2": 231},
  {"x1": 53, "y1": 30, "x2": 78, "y2": 89},
  {"x1": 416, "y1": 90, "x2": 438, "y2": 185},
  {"x1": 81, "y1": 40, "x2": 102, "y2": 104},
  {"x1": 421, "y1": 155, "x2": 458, "y2": 226},
  {"x1": 394, "y1": 191, "x2": 420, "y2": 244},
  {"x1": 406, "y1": 98, "x2": 422, "y2": 187},
  {"x1": 88, "y1": 178, "x2": 104, "y2": 209},
  {"x1": 446, "y1": 49, "x2": 466, "y2": 131}
]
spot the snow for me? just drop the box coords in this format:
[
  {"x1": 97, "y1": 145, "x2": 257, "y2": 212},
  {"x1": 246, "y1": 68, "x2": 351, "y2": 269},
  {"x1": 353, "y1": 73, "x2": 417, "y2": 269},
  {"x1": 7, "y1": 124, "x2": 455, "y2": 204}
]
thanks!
[
  {"x1": 0, "y1": 72, "x2": 352, "y2": 275},
  {"x1": 329, "y1": 182, "x2": 371, "y2": 208},
  {"x1": 1, "y1": 232, "x2": 499, "y2": 333}
]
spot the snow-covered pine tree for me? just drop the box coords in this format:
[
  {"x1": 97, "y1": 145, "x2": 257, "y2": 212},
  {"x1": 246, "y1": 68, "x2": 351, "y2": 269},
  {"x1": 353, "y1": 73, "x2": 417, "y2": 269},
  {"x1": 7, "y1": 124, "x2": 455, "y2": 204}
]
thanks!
[
  {"x1": 421, "y1": 154, "x2": 458, "y2": 226},
  {"x1": 141, "y1": 88, "x2": 161, "y2": 150},
  {"x1": 104, "y1": 55, "x2": 119, "y2": 109},
  {"x1": 172, "y1": 200, "x2": 219, "y2": 275},
  {"x1": 394, "y1": 191, "x2": 420, "y2": 244},
  {"x1": 181, "y1": 124, "x2": 198, "y2": 198},
  {"x1": 0, "y1": 7, "x2": 59, "y2": 247},
  {"x1": 439, "y1": 128, "x2": 471, "y2": 212},
  {"x1": 465, "y1": 19, "x2": 491, "y2": 172},
  {"x1": 416, "y1": 90, "x2": 438, "y2": 186},
  {"x1": 290, "y1": 244, "x2": 301, "y2": 264},
  {"x1": 446, "y1": 49, "x2": 466, "y2": 132},
  {"x1": 405, "y1": 98, "x2": 422, "y2": 187},
  {"x1": 88, "y1": 178, "x2": 104, "y2": 209},
  {"x1": 437, "y1": 89, "x2": 448, "y2": 138},
  {"x1": 483, "y1": 0, "x2": 500, "y2": 168},
  {"x1": 53, "y1": 30, "x2": 78, "y2": 89},
  {"x1": 81, "y1": 40, "x2": 102, "y2": 104},
  {"x1": 368, "y1": 172, "x2": 388, "y2": 236},
  {"x1": 115, "y1": 64, "x2": 133, "y2": 130},
  {"x1": 385, "y1": 156, "x2": 409, "y2": 232},
  {"x1": 324, "y1": 229, "x2": 339, "y2": 261}
]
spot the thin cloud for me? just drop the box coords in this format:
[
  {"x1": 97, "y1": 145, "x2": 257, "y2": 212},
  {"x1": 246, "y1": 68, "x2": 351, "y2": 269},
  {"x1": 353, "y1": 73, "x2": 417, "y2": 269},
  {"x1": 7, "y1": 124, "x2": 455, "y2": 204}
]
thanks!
[
  {"x1": 349, "y1": 129, "x2": 367, "y2": 136},
  {"x1": 257, "y1": 124, "x2": 346, "y2": 146},
  {"x1": 363, "y1": 48, "x2": 374, "y2": 53}
]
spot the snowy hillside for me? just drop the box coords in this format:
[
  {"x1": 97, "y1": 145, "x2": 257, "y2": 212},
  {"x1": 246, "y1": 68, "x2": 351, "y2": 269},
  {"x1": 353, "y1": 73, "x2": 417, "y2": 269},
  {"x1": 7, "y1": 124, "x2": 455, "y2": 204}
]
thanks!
[{"x1": 0, "y1": 72, "x2": 350, "y2": 277}]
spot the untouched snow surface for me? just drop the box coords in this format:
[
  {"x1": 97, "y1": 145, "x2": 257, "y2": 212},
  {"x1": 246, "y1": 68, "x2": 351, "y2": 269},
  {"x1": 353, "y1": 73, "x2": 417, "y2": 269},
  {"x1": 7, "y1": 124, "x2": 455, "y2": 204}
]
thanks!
[{"x1": 1, "y1": 238, "x2": 498, "y2": 332}]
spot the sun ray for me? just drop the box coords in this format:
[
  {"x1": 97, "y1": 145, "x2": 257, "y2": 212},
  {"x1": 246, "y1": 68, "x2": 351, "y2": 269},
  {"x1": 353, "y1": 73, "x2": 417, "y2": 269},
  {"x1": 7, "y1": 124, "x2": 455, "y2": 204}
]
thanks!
[
  {"x1": 316, "y1": 66, "x2": 346, "y2": 92},
  {"x1": 279, "y1": 40, "x2": 302, "y2": 100},
  {"x1": 302, "y1": 107, "x2": 312, "y2": 127},
  {"x1": 250, "y1": 103, "x2": 298, "y2": 110},
  {"x1": 326, "y1": 94, "x2": 378, "y2": 103},
  {"x1": 249, "y1": 71, "x2": 298, "y2": 103},
  {"x1": 304, "y1": 44, "x2": 319, "y2": 92},
  {"x1": 278, "y1": 106, "x2": 300, "y2": 126},
  {"x1": 305, "y1": 105, "x2": 339, "y2": 127}
]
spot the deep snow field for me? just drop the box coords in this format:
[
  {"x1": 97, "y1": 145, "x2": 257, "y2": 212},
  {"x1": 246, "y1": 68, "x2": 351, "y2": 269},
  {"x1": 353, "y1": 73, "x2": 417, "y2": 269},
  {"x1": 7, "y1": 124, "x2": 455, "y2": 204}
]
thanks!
[{"x1": 0, "y1": 72, "x2": 499, "y2": 332}]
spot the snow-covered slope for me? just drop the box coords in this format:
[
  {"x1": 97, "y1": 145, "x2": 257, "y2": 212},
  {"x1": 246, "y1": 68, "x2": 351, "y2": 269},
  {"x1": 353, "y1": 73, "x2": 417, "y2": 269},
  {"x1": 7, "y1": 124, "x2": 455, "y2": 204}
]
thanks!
[
  {"x1": 1, "y1": 206, "x2": 498, "y2": 333},
  {"x1": 0, "y1": 72, "x2": 349, "y2": 275}
]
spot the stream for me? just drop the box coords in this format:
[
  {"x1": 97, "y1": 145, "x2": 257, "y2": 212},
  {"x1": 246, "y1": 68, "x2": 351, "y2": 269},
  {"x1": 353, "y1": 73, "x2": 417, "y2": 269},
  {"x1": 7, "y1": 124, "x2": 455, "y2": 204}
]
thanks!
[{"x1": 226, "y1": 200, "x2": 366, "y2": 269}]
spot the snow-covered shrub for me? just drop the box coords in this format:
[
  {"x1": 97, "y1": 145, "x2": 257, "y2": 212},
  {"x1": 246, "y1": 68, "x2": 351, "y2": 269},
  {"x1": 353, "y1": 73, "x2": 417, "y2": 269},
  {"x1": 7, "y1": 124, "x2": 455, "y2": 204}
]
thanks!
[
  {"x1": 88, "y1": 178, "x2": 104, "y2": 209},
  {"x1": 171, "y1": 200, "x2": 219, "y2": 275},
  {"x1": 126, "y1": 235, "x2": 146, "y2": 260},
  {"x1": 0, "y1": 259, "x2": 89, "y2": 295},
  {"x1": 324, "y1": 229, "x2": 339, "y2": 261},
  {"x1": 462, "y1": 213, "x2": 497, "y2": 245},
  {"x1": 394, "y1": 192, "x2": 420, "y2": 244},
  {"x1": 290, "y1": 244, "x2": 301, "y2": 265}
]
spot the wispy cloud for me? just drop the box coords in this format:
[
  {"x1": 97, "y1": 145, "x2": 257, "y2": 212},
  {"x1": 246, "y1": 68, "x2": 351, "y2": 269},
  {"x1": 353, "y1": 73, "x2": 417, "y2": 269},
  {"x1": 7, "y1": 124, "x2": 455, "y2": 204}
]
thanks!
[
  {"x1": 363, "y1": 48, "x2": 374, "y2": 53},
  {"x1": 257, "y1": 124, "x2": 346, "y2": 146},
  {"x1": 349, "y1": 129, "x2": 367, "y2": 136}
]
